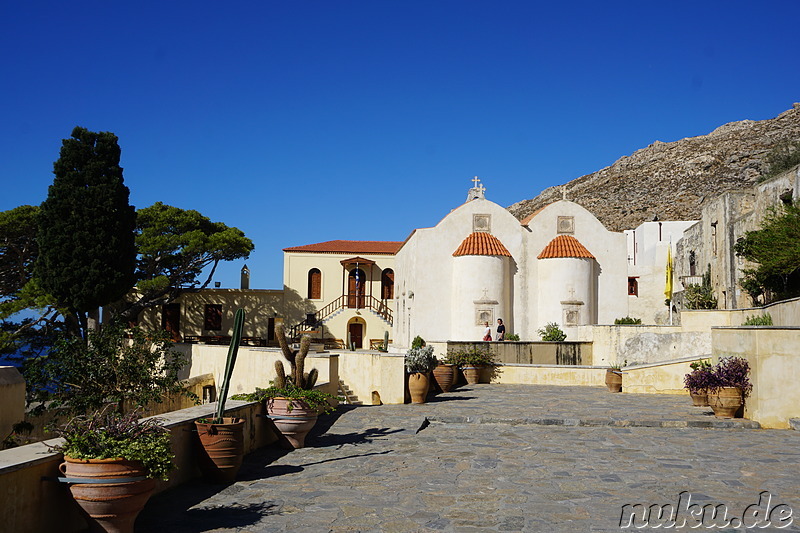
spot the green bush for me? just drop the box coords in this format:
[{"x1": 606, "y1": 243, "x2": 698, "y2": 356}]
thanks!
[
  {"x1": 614, "y1": 316, "x2": 642, "y2": 325},
  {"x1": 743, "y1": 313, "x2": 773, "y2": 326},
  {"x1": 537, "y1": 322, "x2": 566, "y2": 342},
  {"x1": 411, "y1": 335, "x2": 426, "y2": 349},
  {"x1": 684, "y1": 265, "x2": 718, "y2": 310},
  {"x1": 504, "y1": 333, "x2": 520, "y2": 341}
]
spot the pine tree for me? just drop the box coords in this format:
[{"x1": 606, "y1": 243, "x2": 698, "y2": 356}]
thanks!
[{"x1": 36, "y1": 127, "x2": 137, "y2": 337}]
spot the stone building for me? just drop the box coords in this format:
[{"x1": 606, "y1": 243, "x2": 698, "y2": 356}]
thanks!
[{"x1": 674, "y1": 165, "x2": 800, "y2": 309}]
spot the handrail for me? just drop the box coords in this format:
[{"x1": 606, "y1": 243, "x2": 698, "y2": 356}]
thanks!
[{"x1": 290, "y1": 294, "x2": 393, "y2": 339}]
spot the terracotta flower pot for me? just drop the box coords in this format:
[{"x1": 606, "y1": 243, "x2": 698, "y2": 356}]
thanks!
[
  {"x1": 60, "y1": 457, "x2": 155, "y2": 533},
  {"x1": 462, "y1": 366, "x2": 483, "y2": 385},
  {"x1": 195, "y1": 417, "x2": 246, "y2": 483},
  {"x1": 432, "y1": 364, "x2": 455, "y2": 393},
  {"x1": 690, "y1": 390, "x2": 709, "y2": 407},
  {"x1": 407, "y1": 372, "x2": 430, "y2": 403},
  {"x1": 708, "y1": 386, "x2": 743, "y2": 418},
  {"x1": 605, "y1": 369, "x2": 622, "y2": 392},
  {"x1": 267, "y1": 397, "x2": 319, "y2": 449}
]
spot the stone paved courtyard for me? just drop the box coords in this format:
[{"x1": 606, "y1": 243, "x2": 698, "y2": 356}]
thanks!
[{"x1": 137, "y1": 385, "x2": 800, "y2": 532}]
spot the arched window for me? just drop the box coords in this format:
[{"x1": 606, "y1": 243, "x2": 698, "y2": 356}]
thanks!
[
  {"x1": 381, "y1": 268, "x2": 394, "y2": 299},
  {"x1": 688, "y1": 251, "x2": 697, "y2": 276},
  {"x1": 307, "y1": 268, "x2": 321, "y2": 299}
]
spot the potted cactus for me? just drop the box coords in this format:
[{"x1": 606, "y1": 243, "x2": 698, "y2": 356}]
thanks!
[
  {"x1": 259, "y1": 323, "x2": 336, "y2": 448},
  {"x1": 195, "y1": 308, "x2": 246, "y2": 483}
]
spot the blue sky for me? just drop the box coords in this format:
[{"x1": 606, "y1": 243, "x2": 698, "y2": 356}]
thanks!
[{"x1": 2, "y1": 1, "x2": 798, "y2": 290}]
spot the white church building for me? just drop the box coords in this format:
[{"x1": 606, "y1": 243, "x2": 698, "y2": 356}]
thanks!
[{"x1": 393, "y1": 180, "x2": 632, "y2": 347}]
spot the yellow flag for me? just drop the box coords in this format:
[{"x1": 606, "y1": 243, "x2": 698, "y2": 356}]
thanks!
[{"x1": 664, "y1": 246, "x2": 674, "y2": 300}]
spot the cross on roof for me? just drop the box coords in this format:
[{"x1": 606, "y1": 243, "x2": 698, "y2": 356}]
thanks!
[{"x1": 471, "y1": 176, "x2": 481, "y2": 188}]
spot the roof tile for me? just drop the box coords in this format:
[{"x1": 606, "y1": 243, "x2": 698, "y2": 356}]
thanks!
[
  {"x1": 283, "y1": 240, "x2": 403, "y2": 254},
  {"x1": 453, "y1": 232, "x2": 512, "y2": 257},
  {"x1": 537, "y1": 235, "x2": 595, "y2": 259}
]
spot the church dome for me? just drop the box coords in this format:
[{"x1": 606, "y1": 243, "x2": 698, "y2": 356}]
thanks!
[
  {"x1": 537, "y1": 235, "x2": 595, "y2": 259},
  {"x1": 453, "y1": 232, "x2": 511, "y2": 257}
]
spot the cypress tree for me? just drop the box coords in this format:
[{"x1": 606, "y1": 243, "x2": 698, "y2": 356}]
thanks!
[{"x1": 36, "y1": 127, "x2": 137, "y2": 336}]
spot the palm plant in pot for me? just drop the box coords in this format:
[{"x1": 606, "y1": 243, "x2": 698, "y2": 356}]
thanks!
[
  {"x1": 707, "y1": 356, "x2": 753, "y2": 418},
  {"x1": 405, "y1": 344, "x2": 438, "y2": 403},
  {"x1": 683, "y1": 360, "x2": 713, "y2": 406},
  {"x1": 195, "y1": 308, "x2": 246, "y2": 483},
  {"x1": 53, "y1": 408, "x2": 173, "y2": 533},
  {"x1": 255, "y1": 323, "x2": 337, "y2": 449}
]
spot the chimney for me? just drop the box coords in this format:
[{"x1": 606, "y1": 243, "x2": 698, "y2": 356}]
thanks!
[{"x1": 240, "y1": 264, "x2": 250, "y2": 290}]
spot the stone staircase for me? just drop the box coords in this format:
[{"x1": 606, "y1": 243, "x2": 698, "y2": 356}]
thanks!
[{"x1": 338, "y1": 379, "x2": 362, "y2": 405}]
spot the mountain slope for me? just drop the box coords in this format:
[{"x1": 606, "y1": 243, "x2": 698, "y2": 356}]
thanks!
[{"x1": 508, "y1": 103, "x2": 800, "y2": 232}]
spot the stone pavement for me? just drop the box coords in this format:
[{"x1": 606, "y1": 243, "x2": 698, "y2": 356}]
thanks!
[{"x1": 137, "y1": 385, "x2": 800, "y2": 532}]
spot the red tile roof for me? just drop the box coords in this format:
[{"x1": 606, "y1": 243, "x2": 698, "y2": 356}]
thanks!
[
  {"x1": 453, "y1": 232, "x2": 512, "y2": 257},
  {"x1": 537, "y1": 235, "x2": 595, "y2": 259},
  {"x1": 283, "y1": 240, "x2": 403, "y2": 254}
]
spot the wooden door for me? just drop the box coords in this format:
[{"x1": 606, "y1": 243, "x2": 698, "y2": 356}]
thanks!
[
  {"x1": 348, "y1": 269, "x2": 365, "y2": 308},
  {"x1": 348, "y1": 323, "x2": 363, "y2": 349},
  {"x1": 162, "y1": 303, "x2": 181, "y2": 342}
]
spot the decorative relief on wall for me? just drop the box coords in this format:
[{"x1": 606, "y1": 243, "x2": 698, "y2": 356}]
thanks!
[
  {"x1": 475, "y1": 308, "x2": 494, "y2": 326},
  {"x1": 473, "y1": 214, "x2": 491, "y2": 233},
  {"x1": 557, "y1": 216, "x2": 575, "y2": 234}
]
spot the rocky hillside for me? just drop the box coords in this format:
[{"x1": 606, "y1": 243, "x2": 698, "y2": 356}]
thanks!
[{"x1": 508, "y1": 103, "x2": 800, "y2": 232}]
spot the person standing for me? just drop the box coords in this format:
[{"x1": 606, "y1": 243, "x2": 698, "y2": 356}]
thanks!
[
  {"x1": 496, "y1": 318, "x2": 506, "y2": 341},
  {"x1": 482, "y1": 322, "x2": 492, "y2": 341}
]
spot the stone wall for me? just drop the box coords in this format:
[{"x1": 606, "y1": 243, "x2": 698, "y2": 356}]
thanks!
[
  {"x1": 445, "y1": 341, "x2": 593, "y2": 366},
  {"x1": 0, "y1": 367, "x2": 25, "y2": 444}
]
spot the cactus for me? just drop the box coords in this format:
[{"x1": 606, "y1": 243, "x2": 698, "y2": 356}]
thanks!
[
  {"x1": 274, "y1": 323, "x2": 317, "y2": 390},
  {"x1": 215, "y1": 308, "x2": 245, "y2": 422},
  {"x1": 382, "y1": 330, "x2": 390, "y2": 352}
]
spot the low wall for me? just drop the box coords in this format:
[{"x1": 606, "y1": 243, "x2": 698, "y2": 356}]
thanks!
[
  {"x1": 446, "y1": 341, "x2": 593, "y2": 365},
  {"x1": 712, "y1": 327, "x2": 800, "y2": 429},
  {"x1": 0, "y1": 366, "x2": 25, "y2": 442},
  {"x1": 622, "y1": 357, "x2": 703, "y2": 395},
  {"x1": 590, "y1": 325, "x2": 710, "y2": 367},
  {"x1": 0, "y1": 400, "x2": 275, "y2": 533},
  {"x1": 337, "y1": 351, "x2": 405, "y2": 405},
  {"x1": 495, "y1": 365, "x2": 606, "y2": 386},
  {"x1": 177, "y1": 344, "x2": 337, "y2": 398}
]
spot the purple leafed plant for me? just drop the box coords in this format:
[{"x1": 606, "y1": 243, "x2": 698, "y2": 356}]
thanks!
[
  {"x1": 683, "y1": 366, "x2": 715, "y2": 394},
  {"x1": 711, "y1": 356, "x2": 753, "y2": 398}
]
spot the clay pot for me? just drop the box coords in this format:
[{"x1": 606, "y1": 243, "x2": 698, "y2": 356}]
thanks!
[
  {"x1": 432, "y1": 364, "x2": 456, "y2": 393},
  {"x1": 407, "y1": 372, "x2": 430, "y2": 403},
  {"x1": 605, "y1": 369, "x2": 622, "y2": 393},
  {"x1": 708, "y1": 386, "x2": 743, "y2": 418},
  {"x1": 462, "y1": 366, "x2": 483, "y2": 385},
  {"x1": 60, "y1": 457, "x2": 155, "y2": 533},
  {"x1": 690, "y1": 390, "x2": 709, "y2": 407},
  {"x1": 266, "y1": 397, "x2": 319, "y2": 449},
  {"x1": 195, "y1": 417, "x2": 245, "y2": 483}
]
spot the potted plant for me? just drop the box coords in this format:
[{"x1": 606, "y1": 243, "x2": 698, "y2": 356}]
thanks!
[
  {"x1": 605, "y1": 361, "x2": 624, "y2": 393},
  {"x1": 405, "y1": 345, "x2": 438, "y2": 403},
  {"x1": 257, "y1": 323, "x2": 337, "y2": 448},
  {"x1": 195, "y1": 308, "x2": 246, "y2": 483},
  {"x1": 53, "y1": 408, "x2": 173, "y2": 533},
  {"x1": 448, "y1": 346, "x2": 499, "y2": 384},
  {"x1": 432, "y1": 355, "x2": 457, "y2": 393},
  {"x1": 683, "y1": 360, "x2": 713, "y2": 406},
  {"x1": 707, "y1": 356, "x2": 752, "y2": 418}
]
